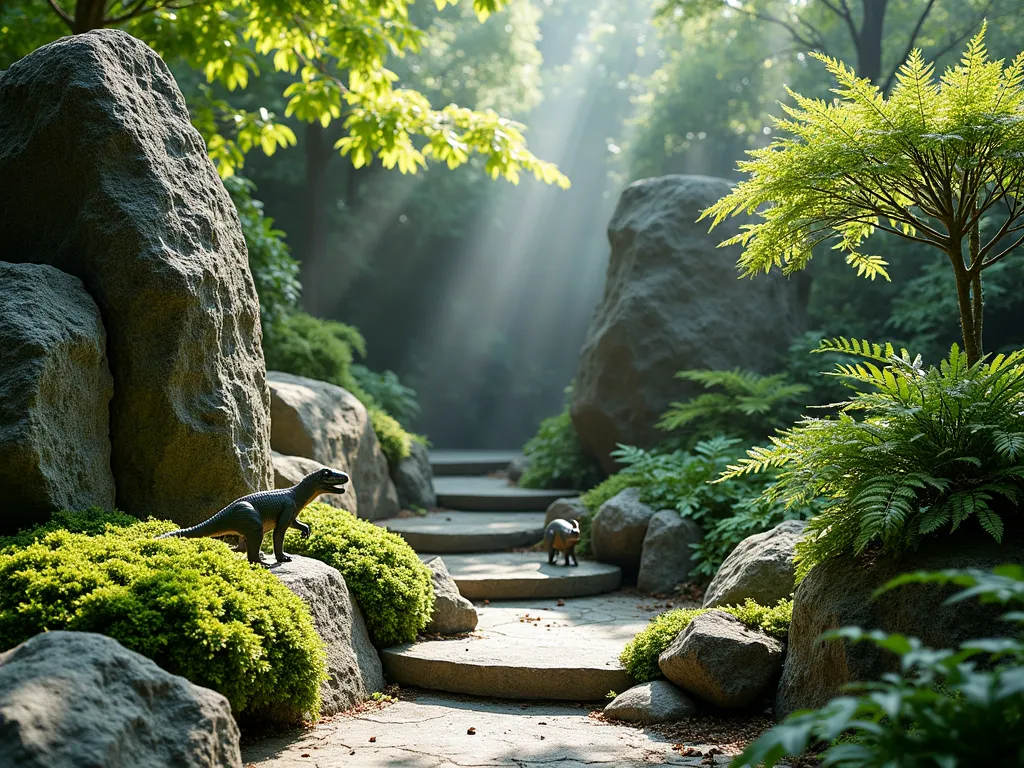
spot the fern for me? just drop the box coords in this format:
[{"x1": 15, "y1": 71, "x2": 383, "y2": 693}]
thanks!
[{"x1": 721, "y1": 343, "x2": 1024, "y2": 579}]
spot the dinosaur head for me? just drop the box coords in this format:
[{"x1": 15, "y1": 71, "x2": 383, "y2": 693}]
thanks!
[{"x1": 315, "y1": 467, "x2": 350, "y2": 494}]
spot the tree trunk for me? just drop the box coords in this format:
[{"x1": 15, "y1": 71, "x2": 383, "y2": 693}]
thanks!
[
  {"x1": 857, "y1": 0, "x2": 887, "y2": 86},
  {"x1": 302, "y1": 122, "x2": 332, "y2": 314},
  {"x1": 969, "y1": 219, "x2": 984, "y2": 363},
  {"x1": 950, "y1": 242, "x2": 982, "y2": 366},
  {"x1": 73, "y1": 0, "x2": 107, "y2": 32}
]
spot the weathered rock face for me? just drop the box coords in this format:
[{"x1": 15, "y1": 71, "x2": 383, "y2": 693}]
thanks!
[
  {"x1": 603, "y1": 680, "x2": 698, "y2": 724},
  {"x1": 272, "y1": 451, "x2": 349, "y2": 511},
  {"x1": 391, "y1": 440, "x2": 437, "y2": 511},
  {"x1": 0, "y1": 631, "x2": 241, "y2": 768},
  {"x1": 269, "y1": 555, "x2": 384, "y2": 719},
  {"x1": 424, "y1": 556, "x2": 478, "y2": 635},
  {"x1": 0, "y1": 31, "x2": 272, "y2": 526},
  {"x1": 703, "y1": 519, "x2": 806, "y2": 609},
  {"x1": 776, "y1": 537, "x2": 1024, "y2": 719},
  {"x1": 0, "y1": 263, "x2": 115, "y2": 534},
  {"x1": 543, "y1": 497, "x2": 590, "y2": 528},
  {"x1": 591, "y1": 488, "x2": 658, "y2": 577},
  {"x1": 659, "y1": 611, "x2": 783, "y2": 709},
  {"x1": 637, "y1": 511, "x2": 704, "y2": 594},
  {"x1": 268, "y1": 372, "x2": 399, "y2": 521},
  {"x1": 572, "y1": 175, "x2": 807, "y2": 471}
]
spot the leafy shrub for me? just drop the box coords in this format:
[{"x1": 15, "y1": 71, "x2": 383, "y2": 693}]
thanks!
[
  {"x1": 621, "y1": 598, "x2": 793, "y2": 682},
  {"x1": 657, "y1": 368, "x2": 810, "y2": 445},
  {"x1": 0, "y1": 507, "x2": 140, "y2": 550},
  {"x1": 724, "y1": 340, "x2": 1024, "y2": 579},
  {"x1": 519, "y1": 391, "x2": 604, "y2": 491},
  {"x1": 369, "y1": 407, "x2": 412, "y2": 464},
  {"x1": 263, "y1": 312, "x2": 367, "y2": 395},
  {"x1": 0, "y1": 514, "x2": 326, "y2": 718},
  {"x1": 734, "y1": 566, "x2": 1024, "y2": 768},
  {"x1": 352, "y1": 364, "x2": 421, "y2": 428},
  {"x1": 277, "y1": 503, "x2": 433, "y2": 647},
  {"x1": 579, "y1": 472, "x2": 646, "y2": 514}
]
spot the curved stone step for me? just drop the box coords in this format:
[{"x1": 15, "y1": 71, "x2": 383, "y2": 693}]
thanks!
[
  {"x1": 377, "y1": 511, "x2": 546, "y2": 553},
  {"x1": 381, "y1": 593, "x2": 661, "y2": 701},
  {"x1": 424, "y1": 551, "x2": 621, "y2": 600},
  {"x1": 435, "y1": 475, "x2": 578, "y2": 512},
  {"x1": 430, "y1": 449, "x2": 522, "y2": 477}
]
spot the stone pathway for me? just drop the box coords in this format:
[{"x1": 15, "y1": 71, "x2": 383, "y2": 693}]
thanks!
[
  {"x1": 242, "y1": 692, "x2": 725, "y2": 767},
  {"x1": 377, "y1": 511, "x2": 547, "y2": 553}
]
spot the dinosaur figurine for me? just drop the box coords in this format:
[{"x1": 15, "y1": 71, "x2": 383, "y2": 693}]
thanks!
[
  {"x1": 544, "y1": 518, "x2": 580, "y2": 567},
  {"x1": 158, "y1": 467, "x2": 350, "y2": 565}
]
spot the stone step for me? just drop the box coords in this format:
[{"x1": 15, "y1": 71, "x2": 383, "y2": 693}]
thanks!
[
  {"x1": 430, "y1": 449, "x2": 522, "y2": 477},
  {"x1": 377, "y1": 511, "x2": 547, "y2": 553},
  {"x1": 424, "y1": 551, "x2": 621, "y2": 600},
  {"x1": 435, "y1": 475, "x2": 578, "y2": 512},
  {"x1": 380, "y1": 593, "x2": 661, "y2": 701}
]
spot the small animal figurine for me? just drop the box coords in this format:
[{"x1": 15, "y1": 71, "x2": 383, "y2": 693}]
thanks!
[
  {"x1": 158, "y1": 467, "x2": 350, "y2": 566},
  {"x1": 544, "y1": 518, "x2": 580, "y2": 567}
]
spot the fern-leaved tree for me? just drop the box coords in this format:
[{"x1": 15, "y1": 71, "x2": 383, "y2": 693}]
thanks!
[
  {"x1": 703, "y1": 25, "x2": 1024, "y2": 365},
  {"x1": 724, "y1": 339, "x2": 1024, "y2": 578}
]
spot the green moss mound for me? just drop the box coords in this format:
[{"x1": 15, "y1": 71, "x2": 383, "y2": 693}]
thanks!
[
  {"x1": 0, "y1": 514, "x2": 326, "y2": 718},
  {"x1": 369, "y1": 406, "x2": 412, "y2": 464},
  {"x1": 620, "y1": 599, "x2": 793, "y2": 682},
  {"x1": 580, "y1": 472, "x2": 645, "y2": 513},
  {"x1": 279, "y1": 503, "x2": 434, "y2": 647}
]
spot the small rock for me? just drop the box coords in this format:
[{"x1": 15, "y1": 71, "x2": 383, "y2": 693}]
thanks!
[
  {"x1": 603, "y1": 681, "x2": 698, "y2": 724},
  {"x1": 637, "y1": 511, "x2": 704, "y2": 594},
  {"x1": 0, "y1": 631, "x2": 241, "y2": 768},
  {"x1": 424, "y1": 557, "x2": 478, "y2": 634},
  {"x1": 543, "y1": 497, "x2": 589, "y2": 528},
  {"x1": 658, "y1": 611, "x2": 783, "y2": 708},
  {"x1": 591, "y1": 488, "x2": 658, "y2": 576},
  {"x1": 268, "y1": 555, "x2": 384, "y2": 720},
  {"x1": 703, "y1": 519, "x2": 806, "y2": 609},
  {"x1": 506, "y1": 456, "x2": 529, "y2": 484},
  {"x1": 390, "y1": 440, "x2": 437, "y2": 510}
]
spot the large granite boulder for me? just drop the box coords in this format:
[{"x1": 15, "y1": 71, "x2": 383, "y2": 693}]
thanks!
[
  {"x1": 423, "y1": 556, "x2": 478, "y2": 635},
  {"x1": 572, "y1": 175, "x2": 806, "y2": 471},
  {"x1": 591, "y1": 488, "x2": 658, "y2": 577},
  {"x1": 544, "y1": 497, "x2": 590, "y2": 528},
  {"x1": 0, "y1": 263, "x2": 115, "y2": 534},
  {"x1": 776, "y1": 536, "x2": 1024, "y2": 719},
  {"x1": 268, "y1": 371, "x2": 399, "y2": 521},
  {"x1": 603, "y1": 681, "x2": 698, "y2": 724},
  {"x1": 0, "y1": 631, "x2": 241, "y2": 768},
  {"x1": 0, "y1": 31, "x2": 272, "y2": 526},
  {"x1": 390, "y1": 440, "x2": 437, "y2": 510},
  {"x1": 659, "y1": 611, "x2": 783, "y2": 709},
  {"x1": 268, "y1": 556, "x2": 384, "y2": 719},
  {"x1": 703, "y1": 520, "x2": 807, "y2": 609},
  {"x1": 272, "y1": 451, "x2": 349, "y2": 511},
  {"x1": 637, "y1": 511, "x2": 704, "y2": 594}
]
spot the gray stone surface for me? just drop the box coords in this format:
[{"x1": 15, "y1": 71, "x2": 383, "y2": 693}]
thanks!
[
  {"x1": 272, "y1": 451, "x2": 349, "y2": 511},
  {"x1": 268, "y1": 371, "x2": 399, "y2": 521},
  {"x1": 379, "y1": 511, "x2": 546, "y2": 553},
  {"x1": 381, "y1": 592, "x2": 677, "y2": 701},
  {"x1": 638, "y1": 511, "x2": 704, "y2": 594},
  {"x1": 390, "y1": 439, "x2": 437, "y2": 510},
  {"x1": 0, "y1": 263, "x2": 114, "y2": 534},
  {"x1": 268, "y1": 555, "x2": 384, "y2": 719},
  {"x1": 659, "y1": 611, "x2": 783, "y2": 708},
  {"x1": 591, "y1": 488, "x2": 658, "y2": 576},
  {"x1": 0, "y1": 30, "x2": 272, "y2": 526},
  {"x1": 704, "y1": 519, "x2": 806, "y2": 609},
  {"x1": 572, "y1": 175, "x2": 807, "y2": 472},
  {"x1": 430, "y1": 450, "x2": 523, "y2": 476},
  {"x1": 544, "y1": 497, "x2": 590, "y2": 528},
  {"x1": 243, "y1": 692, "x2": 719, "y2": 767},
  {"x1": 0, "y1": 631, "x2": 241, "y2": 768},
  {"x1": 435, "y1": 475, "x2": 578, "y2": 512},
  {"x1": 604, "y1": 680, "x2": 698, "y2": 724},
  {"x1": 776, "y1": 536, "x2": 1024, "y2": 719},
  {"x1": 425, "y1": 551, "x2": 622, "y2": 600},
  {"x1": 424, "y1": 556, "x2": 479, "y2": 635}
]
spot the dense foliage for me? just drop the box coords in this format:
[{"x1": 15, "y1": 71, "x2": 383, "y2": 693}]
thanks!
[
  {"x1": 352, "y1": 364, "x2": 421, "y2": 428},
  {"x1": 725, "y1": 340, "x2": 1024, "y2": 580},
  {"x1": 277, "y1": 503, "x2": 434, "y2": 647},
  {"x1": 519, "y1": 392, "x2": 604, "y2": 491},
  {"x1": 620, "y1": 598, "x2": 793, "y2": 682},
  {"x1": 735, "y1": 566, "x2": 1024, "y2": 768},
  {"x1": 369, "y1": 406, "x2": 413, "y2": 465},
  {"x1": 704, "y1": 29, "x2": 1024, "y2": 364},
  {"x1": 0, "y1": 511, "x2": 326, "y2": 718}
]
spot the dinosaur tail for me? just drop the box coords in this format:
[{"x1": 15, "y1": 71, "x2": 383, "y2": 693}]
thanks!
[{"x1": 156, "y1": 511, "x2": 229, "y2": 540}]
